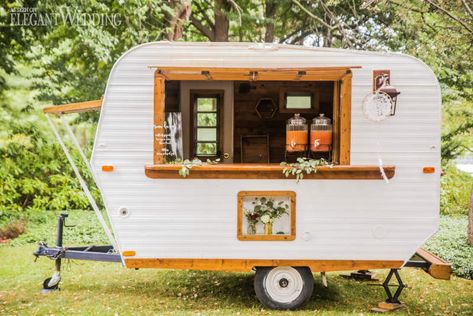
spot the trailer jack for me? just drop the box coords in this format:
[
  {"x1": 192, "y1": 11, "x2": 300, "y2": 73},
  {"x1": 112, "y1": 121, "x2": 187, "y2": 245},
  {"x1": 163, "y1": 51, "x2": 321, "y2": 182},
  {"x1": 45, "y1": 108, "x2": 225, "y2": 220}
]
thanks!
[
  {"x1": 34, "y1": 213, "x2": 121, "y2": 292},
  {"x1": 370, "y1": 269, "x2": 406, "y2": 313}
]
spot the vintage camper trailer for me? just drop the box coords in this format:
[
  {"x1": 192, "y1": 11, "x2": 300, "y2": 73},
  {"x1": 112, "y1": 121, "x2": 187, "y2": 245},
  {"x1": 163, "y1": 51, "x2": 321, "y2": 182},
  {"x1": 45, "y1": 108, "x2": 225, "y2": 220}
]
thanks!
[{"x1": 37, "y1": 42, "x2": 451, "y2": 310}]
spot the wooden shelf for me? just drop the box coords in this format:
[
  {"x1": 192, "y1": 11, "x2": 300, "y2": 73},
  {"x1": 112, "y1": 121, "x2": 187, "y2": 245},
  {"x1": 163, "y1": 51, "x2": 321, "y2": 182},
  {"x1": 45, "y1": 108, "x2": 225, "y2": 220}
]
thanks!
[{"x1": 144, "y1": 164, "x2": 395, "y2": 180}]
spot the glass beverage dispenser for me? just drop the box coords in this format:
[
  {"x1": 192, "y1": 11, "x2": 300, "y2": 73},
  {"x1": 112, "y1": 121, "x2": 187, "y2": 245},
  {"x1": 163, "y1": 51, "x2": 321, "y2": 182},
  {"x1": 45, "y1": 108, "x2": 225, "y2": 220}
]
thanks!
[
  {"x1": 286, "y1": 113, "x2": 308, "y2": 152},
  {"x1": 310, "y1": 113, "x2": 332, "y2": 152}
]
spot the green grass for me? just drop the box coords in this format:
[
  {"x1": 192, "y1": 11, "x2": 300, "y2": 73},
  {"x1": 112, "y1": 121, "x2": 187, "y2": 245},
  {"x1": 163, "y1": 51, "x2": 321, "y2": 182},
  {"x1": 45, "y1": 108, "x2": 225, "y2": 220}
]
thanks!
[
  {"x1": 1, "y1": 211, "x2": 472, "y2": 314},
  {"x1": 0, "y1": 246, "x2": 472, "y2": 315}
]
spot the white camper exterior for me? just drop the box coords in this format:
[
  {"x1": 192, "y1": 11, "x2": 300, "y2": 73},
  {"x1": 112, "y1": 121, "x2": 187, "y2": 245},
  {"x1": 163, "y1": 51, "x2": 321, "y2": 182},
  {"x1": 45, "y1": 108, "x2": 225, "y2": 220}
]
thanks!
[{"x1": 88, "y1": 42, "x2": 440, "y2": 269}]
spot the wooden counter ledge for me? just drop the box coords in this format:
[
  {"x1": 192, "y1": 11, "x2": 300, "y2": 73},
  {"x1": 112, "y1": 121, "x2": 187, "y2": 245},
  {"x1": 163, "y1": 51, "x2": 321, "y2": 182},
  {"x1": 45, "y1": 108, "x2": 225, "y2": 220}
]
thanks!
[{"x1": 144, "y1": 164, "x2": 395, "y2": 180}]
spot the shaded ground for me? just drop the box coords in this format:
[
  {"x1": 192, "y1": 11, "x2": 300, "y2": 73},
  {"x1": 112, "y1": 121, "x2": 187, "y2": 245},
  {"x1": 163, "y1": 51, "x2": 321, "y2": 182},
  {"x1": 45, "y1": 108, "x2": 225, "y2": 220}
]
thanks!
[{"x1": 0, "y1": 246, "x2": 472, "y2": 315}]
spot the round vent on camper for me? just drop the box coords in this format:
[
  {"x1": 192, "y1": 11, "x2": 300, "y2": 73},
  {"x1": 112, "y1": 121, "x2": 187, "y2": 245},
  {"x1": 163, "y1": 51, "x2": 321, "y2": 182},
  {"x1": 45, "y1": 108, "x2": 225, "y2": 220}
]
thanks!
[
  {"x1": 255, "y1": 98, "x2": 277, "y2": 119},
  {"x1": 118, "y1": 207, "x2": 130, "y2": 218}
]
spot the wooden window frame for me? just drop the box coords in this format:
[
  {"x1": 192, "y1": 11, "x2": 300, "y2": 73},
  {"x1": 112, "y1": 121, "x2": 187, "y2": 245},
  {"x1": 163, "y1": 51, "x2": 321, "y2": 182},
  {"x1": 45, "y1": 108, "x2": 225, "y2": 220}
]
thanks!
[
  {"x1": 150, "y1": 69, "x2": 375, "y2": 179},
  {"x1": 189, "y1": 90, "x2": 224, "y2": 160},
  {"x1": 237, "y1": 191, "x2": 296, "y2": 241}
]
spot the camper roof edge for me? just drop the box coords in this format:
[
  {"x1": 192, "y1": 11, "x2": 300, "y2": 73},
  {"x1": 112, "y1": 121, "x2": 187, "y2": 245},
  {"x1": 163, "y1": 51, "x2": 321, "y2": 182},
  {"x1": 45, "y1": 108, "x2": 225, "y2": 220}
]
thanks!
[{"x1": 43, "y1": 98, "x2": 103, "y2": 115}]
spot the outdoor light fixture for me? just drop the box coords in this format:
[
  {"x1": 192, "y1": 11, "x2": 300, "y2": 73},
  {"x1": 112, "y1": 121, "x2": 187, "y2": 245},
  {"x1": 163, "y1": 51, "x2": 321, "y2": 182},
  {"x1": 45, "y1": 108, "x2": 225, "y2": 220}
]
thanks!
[
  {"x1": 378, "y1": 77, "x2": 401, "y2": 116},
  {"x1": 373, "y1": 72, "x2": 401, "y2": 116}
]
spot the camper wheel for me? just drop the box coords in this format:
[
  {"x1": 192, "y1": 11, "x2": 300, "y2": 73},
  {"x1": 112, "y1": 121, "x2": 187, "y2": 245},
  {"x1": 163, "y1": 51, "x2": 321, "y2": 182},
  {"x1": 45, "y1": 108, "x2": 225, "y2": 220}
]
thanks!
[{"x1": 254, "y1": 266, "x2": 313, "y2": 310}]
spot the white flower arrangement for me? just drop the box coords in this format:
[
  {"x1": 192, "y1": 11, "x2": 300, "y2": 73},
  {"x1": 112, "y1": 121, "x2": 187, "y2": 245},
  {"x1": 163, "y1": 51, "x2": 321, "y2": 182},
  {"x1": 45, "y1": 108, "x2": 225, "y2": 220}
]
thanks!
[{"x1": 260, "y1": 214, "x2": 271, "y2": 224}]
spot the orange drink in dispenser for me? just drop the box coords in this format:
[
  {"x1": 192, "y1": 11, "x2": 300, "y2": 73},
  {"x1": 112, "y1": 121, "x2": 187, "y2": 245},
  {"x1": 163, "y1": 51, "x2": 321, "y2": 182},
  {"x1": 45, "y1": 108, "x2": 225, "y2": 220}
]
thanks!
[
  {"x1": 310, "y1": 114, "x2": 332, "y2": 152},
  {"x1": 286, "y1": 113, "x2": 308, "y2": 152}
]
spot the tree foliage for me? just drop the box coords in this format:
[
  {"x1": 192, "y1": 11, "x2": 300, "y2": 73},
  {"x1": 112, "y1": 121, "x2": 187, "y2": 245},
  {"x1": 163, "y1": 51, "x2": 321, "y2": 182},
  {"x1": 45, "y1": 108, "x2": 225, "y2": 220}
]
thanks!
[{"x1": 0, "y1": 0, "x2": 471, "y2": 214}]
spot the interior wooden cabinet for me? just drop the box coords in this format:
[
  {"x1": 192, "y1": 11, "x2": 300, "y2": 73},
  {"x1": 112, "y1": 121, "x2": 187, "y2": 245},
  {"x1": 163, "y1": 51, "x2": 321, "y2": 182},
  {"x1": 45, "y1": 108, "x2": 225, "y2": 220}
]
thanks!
[
  {"x1": 237, "y1": 191, "x2": 296, "y2": 241},
  {"x1": 148, "y1": 67, "x2": 395, "y2": 180}
]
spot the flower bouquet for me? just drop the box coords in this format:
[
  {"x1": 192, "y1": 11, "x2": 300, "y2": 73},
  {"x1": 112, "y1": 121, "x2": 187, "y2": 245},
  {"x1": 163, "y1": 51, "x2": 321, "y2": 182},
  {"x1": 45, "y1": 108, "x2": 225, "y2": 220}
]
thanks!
[
  {"x1": 243, "y1": 209, "x2": 259, "y2": 235},
  {"x1": 251, "y1": 197, "x2": 289, "y2": 235}
]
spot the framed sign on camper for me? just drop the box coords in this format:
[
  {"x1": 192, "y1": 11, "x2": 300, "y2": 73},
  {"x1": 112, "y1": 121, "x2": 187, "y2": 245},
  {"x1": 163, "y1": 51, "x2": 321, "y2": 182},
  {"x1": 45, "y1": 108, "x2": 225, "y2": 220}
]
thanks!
[
  {"x1": 154, "y1": 112, "x2": 183, "y2": 163},
  {"x1": 237, "y1": 191, "x2": 296, "y2": 241}
]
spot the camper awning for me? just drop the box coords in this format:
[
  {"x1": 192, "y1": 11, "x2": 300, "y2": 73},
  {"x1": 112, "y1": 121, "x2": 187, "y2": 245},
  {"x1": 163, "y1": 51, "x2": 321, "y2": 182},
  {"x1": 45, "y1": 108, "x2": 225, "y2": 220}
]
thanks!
[
  {"x1": 43, "y1": 98, "x2": 103, "y2": 115},
  {"x1": 151, "y1": 66, "x2": 361, "y2": 81}
]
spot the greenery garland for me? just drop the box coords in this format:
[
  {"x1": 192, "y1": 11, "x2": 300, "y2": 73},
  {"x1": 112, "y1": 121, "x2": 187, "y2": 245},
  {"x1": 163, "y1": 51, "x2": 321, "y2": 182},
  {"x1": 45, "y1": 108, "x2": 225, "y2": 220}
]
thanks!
[
  {"x1": 280, "y1": 157, "x2": 331, "y2": 182},
  {"x1": 169, "y1": 158, "x2": 221, "y2": 177}
]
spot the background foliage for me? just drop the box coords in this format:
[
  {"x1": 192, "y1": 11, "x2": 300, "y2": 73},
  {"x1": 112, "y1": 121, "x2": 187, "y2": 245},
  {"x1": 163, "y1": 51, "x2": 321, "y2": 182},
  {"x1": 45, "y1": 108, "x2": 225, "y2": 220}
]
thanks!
[{"x1": 0, "y1": 1, "x2": 471, "y2": 227}]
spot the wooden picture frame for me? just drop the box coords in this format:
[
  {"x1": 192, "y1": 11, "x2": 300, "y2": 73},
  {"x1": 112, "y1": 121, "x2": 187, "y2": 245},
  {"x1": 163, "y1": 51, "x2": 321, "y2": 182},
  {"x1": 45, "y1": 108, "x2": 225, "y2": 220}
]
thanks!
[{"x1": 237, "y1": 191, "x2": 296, "y2": 241}]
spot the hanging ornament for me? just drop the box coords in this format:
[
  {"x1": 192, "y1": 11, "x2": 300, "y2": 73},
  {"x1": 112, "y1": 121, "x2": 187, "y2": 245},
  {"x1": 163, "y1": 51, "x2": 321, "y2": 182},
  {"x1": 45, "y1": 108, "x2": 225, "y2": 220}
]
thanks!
[
  {"x1": 362, "y1": 91, "x2": 393, "y2": 122},
  {"x1": 363, "y1": 73, "x2": 400, "y2": 122}
]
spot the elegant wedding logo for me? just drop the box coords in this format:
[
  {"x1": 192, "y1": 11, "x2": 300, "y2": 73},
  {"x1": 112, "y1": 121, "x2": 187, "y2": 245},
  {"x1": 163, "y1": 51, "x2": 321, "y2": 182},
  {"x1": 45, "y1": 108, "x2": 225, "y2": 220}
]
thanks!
[{"x1": 9, "y1": 7, "x2": 122, "y2": 27}]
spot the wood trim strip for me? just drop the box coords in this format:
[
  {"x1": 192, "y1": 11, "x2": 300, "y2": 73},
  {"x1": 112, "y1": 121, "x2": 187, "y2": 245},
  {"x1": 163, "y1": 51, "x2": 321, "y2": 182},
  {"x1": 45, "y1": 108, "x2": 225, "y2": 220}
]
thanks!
[
  {"x1": 332, "y1": 81, "x2": 340, "y2": 164},
  {"x1": 339, "y1": 72, "x2": 352, "y2": 165},
  {"x1": 416, "y1": 248, "x2": 452, "y2": 280},
  {"x1": 162, "y1": 74, "x2": 346, "y2": 81},
  {"x1": 152, "y1": 66, "x2": 362, "y2": 72},
  {"x1": 144, "y1": 164, "x2": 395, "y2": 180},
  {"x1": 150, "y1": 66, "x2": 360, "y2": 81},
  {"x1": 43, "y1": 99, "x2": 102, "y2": 114},
  {"x1": 125, "y1": 258, "x2": 403, "y2": 272},
  {"x1": 237, "y1": 191, "x2": 296, "y2": 241},
  {"x1": 153, "y1": 72, "x2": 166, "y2": 164}
]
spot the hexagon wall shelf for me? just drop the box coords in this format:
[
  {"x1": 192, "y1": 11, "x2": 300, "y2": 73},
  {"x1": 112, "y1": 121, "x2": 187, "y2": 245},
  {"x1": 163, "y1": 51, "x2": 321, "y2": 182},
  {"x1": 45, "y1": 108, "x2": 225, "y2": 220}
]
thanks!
[{"x1": 255, "y1": 98, "x2": 277, "y2": 119}]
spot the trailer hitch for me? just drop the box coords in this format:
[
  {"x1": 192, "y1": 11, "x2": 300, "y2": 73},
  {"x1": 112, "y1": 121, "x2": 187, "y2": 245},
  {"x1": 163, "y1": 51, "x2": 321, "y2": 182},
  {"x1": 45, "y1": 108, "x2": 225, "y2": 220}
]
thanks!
[{"x1": 34, "y1": 213, "x2": 121, "y2": 292}]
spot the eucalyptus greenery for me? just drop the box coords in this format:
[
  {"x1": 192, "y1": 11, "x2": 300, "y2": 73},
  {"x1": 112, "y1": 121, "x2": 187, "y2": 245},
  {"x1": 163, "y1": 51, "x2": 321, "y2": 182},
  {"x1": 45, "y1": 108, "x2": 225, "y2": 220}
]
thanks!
[
  {"x1": 169, "y1": 158, "x2": 221, "y2": 177},
  {"x1": 280, "y1": 158, "x2": 331, "y2": 182},
  {"x1": 251, "y1": 197, "x2": 289, "y2": 224}
]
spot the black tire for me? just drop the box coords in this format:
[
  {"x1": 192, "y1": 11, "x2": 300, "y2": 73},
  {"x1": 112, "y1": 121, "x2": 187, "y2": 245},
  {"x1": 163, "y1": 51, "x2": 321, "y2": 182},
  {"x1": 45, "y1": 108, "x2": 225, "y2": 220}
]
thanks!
[
  {"x1": 42, "y1": 277, "x2": 59, "y2": 290},
  {"x1": 254, "y1": 266, "x2": 314, "y2": 310}
]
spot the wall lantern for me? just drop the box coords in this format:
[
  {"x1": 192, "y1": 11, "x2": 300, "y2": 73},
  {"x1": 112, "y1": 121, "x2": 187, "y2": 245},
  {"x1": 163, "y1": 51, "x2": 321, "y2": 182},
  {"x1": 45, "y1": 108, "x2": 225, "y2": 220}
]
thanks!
[{"x1": 373, "y1": 70, "x2": 401, "y2": 116}]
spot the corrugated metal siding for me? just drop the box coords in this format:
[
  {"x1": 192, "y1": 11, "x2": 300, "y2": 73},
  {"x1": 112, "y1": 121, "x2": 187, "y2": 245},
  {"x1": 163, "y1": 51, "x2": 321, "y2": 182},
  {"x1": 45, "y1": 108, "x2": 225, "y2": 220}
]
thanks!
[{"x1": 91, "y1": 42, "x2": 441, "y2": 262}]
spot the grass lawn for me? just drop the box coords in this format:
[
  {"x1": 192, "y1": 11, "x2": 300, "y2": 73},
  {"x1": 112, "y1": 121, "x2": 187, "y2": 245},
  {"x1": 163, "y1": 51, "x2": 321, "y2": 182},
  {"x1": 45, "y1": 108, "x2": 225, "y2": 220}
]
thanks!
[{"x1": 0, "y1": 245, "x2": 472, "y2": 315}]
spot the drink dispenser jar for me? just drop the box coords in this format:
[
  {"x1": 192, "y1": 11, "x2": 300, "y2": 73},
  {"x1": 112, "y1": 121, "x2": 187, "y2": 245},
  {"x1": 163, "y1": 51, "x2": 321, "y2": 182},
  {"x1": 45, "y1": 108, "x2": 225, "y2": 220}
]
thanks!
[
  {"x1": 310, "y1": 113, "x2": 332, "y2": 152},
  {"x1": 286, "y1": 113, "x2": 308, "y2": 152}
]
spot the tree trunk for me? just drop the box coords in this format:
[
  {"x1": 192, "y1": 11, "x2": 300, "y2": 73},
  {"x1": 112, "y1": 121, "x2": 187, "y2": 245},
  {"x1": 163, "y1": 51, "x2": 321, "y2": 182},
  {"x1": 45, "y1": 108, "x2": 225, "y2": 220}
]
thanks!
[
  {"x1": 264, "y1": 0, "x2": 277, "y2": 43},
  {"x1": 213, "y1": 0, "x2": 230, "y2": 41},
  {"x1": 468, "y1": 185, "x2": 473, "y2": 245},
  {"x1": 165, "y1": 0, "x2": 192, "y2": 41}
]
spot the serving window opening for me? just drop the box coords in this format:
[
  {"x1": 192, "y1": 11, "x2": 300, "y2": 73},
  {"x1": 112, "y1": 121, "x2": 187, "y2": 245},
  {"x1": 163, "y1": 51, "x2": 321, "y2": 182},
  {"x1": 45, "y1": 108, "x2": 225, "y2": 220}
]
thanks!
[{"x1": 147, "y1": 67, "x2": 395, "y2": 180}]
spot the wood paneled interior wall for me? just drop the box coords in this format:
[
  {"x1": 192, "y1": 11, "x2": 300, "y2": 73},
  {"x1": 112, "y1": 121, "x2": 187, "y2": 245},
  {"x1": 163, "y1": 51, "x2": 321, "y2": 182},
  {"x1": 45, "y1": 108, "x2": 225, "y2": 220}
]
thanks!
[
  {"x1": 164, "y1": 80, "x2": 180, "y2": 112},
  {"x1": 233, "y1": 81, "x2": 334, "y2": 163}
]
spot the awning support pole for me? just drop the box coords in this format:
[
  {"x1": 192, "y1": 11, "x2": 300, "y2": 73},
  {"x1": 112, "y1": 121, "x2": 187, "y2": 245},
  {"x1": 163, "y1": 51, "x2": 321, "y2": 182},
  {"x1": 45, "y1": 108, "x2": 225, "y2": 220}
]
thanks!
[
  {"x1": 59, "y1": 116, "x2": 101, "y2": 189},
  {"x1": 46, "y1": 114, "x2": 118, "y2": 250}
]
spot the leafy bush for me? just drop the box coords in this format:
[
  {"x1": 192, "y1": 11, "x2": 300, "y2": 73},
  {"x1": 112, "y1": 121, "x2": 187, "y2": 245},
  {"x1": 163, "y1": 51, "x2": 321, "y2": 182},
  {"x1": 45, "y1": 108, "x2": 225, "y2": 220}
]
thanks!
[
  {"x1": 0, "y1": 220, "x2": 26, "y2": 241},
  {"x1": 425, "y1": 216, "x2": 473, "y2": 279},
  {"x1": 440, "y1": 164, "x2": 472, "y2": 215},
  {"x1": 0, "y1": 108, "x2": 102, "y2": 212},
  {"x1": 7, "y1": 209, "x2": 108, "y2": 246}
]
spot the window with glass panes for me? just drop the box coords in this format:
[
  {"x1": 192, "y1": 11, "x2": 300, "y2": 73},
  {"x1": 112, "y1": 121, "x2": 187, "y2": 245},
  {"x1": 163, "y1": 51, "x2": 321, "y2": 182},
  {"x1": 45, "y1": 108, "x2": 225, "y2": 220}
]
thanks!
[{"x1": 191, "y1": 92, "x2": 223, "y2": 158}]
